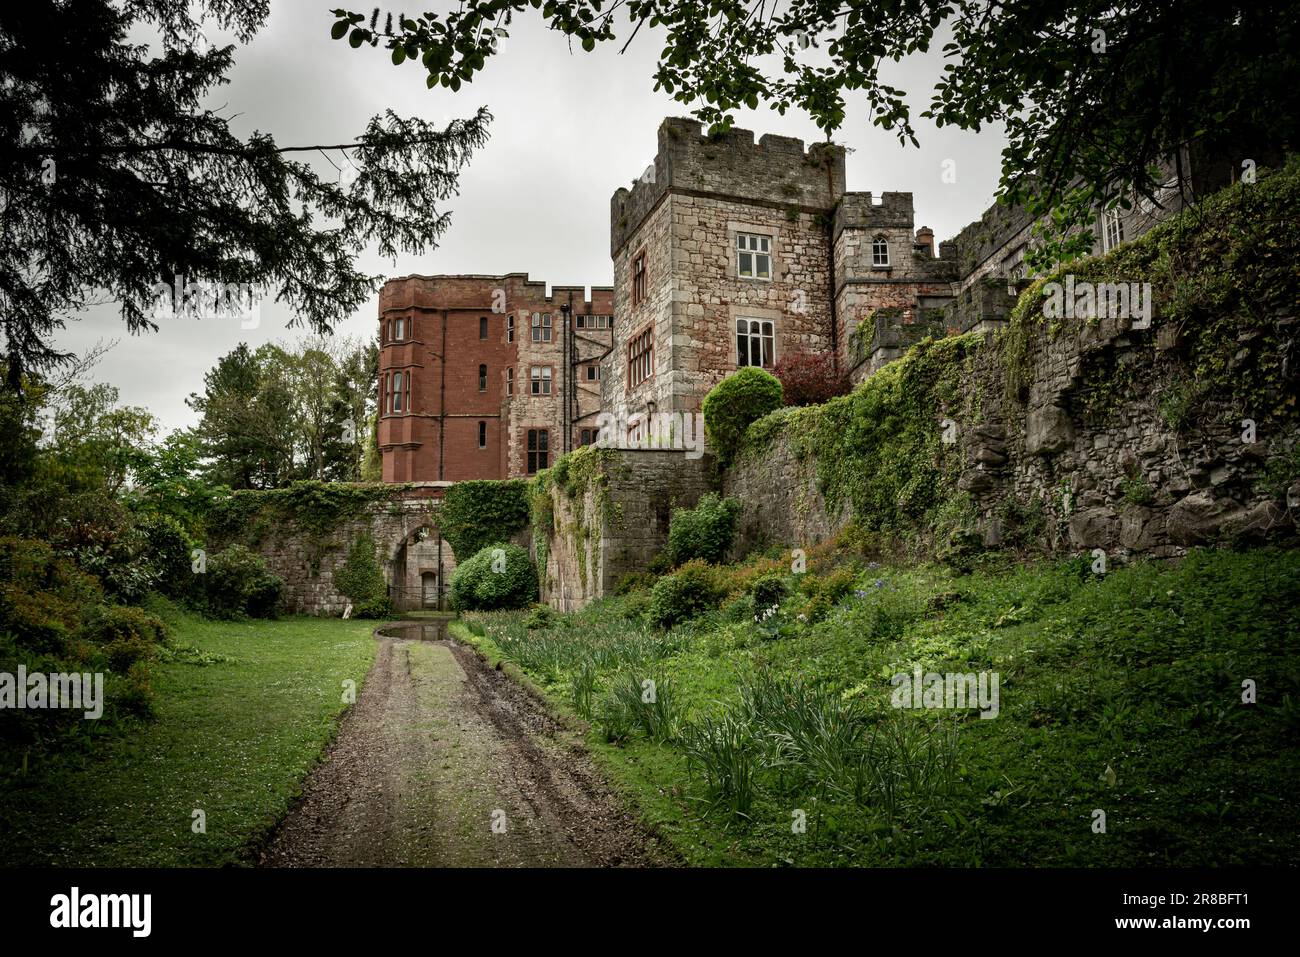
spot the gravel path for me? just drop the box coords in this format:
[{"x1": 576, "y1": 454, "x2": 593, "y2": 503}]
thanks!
[{"x1": 260, "y1": 626, "x2": 669, "y2": 867}]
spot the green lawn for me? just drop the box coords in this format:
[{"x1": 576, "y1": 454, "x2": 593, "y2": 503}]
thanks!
[
  {"x1": 458, "y1": 546, "x2": 1300, "y2": 867},
  {"x1": 0, "y1": 614, "x2": 378, "y2": 866}
]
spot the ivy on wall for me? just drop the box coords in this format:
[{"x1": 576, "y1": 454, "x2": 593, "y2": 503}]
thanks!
[
  {"x1": 204, "y1": 480, "x2": 418, "y2": 542},
  {"x1": 1002, "y1": 157, "x2": 1300, "y2": 423},
  {"x1": 738, "y1": 332, "x2": 983, "y2": 551},
  {"x1": 438, "y1": 479, "x2": 530, "y2": 562},
  {"x1": 334, "y1": 531, "x2": 391, "y2": 618},
  {"x1": 528, "y1": 445, "x2": 626, "y2": 592}
]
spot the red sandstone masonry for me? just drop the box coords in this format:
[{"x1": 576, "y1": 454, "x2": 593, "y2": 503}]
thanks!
[{"x1": 378, "y1": 274, "x2": 612, "y2": 482}]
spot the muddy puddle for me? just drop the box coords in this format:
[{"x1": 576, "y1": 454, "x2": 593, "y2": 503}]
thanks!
[{"x1": 377, "y1": 619, "x2": 449, "y2": 642}]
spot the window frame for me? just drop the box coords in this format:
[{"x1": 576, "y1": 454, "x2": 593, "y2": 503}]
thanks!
[
  {"x1": 871, "y1": 236, "x2": 890, "y2": 268},
  {"x1": 735, "y1": 318, "x2": 776, "y2": 369},
  {"x1": 531, "y1": 312, "x2": 552, "y2": 343},
  {"x1": 479, "y1": 316, "x2": 488, "y2": 340},
  {"x1": 478, "y1": 420, "x2": 487, "y2": 449},
  {"x1": 507, "y1": 314, "x2": 515, "y2": 343},
  {"x1": 1102, "y1": 208, "x2": 1125, "y2": 252},
  {"x1": 627, "y1": 325, "x2": 653, "y2": 388},
  {"x1": 526, "y1": 428, "x2": 549, "y2": 474},
  {"x1": 506, "y1": 367, "x2": 514, "y2": 396},
  {"x1": 736, "y1": 232, "x2": 773, "y2": 281},
  {"x1": 530, "y1": 366, "x2": 553, "y2": 396},
  {"x1": 392, "y1": 370, "x2": 405, "y2": 413},
  {"x1": 631, "y1": 251, "x2": 647, "y2": 306},
  {"x1": 478, "y1": 363, "x2": 487, "y2": 392}
]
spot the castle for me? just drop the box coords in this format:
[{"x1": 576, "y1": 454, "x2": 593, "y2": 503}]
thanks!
[{"x1": 378, "y1": 117, "x2": 1230, "y2": 481}]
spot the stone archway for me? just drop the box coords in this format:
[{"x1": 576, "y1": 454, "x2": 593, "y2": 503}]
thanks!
[{"x1": 389, "y1": 523, "x2": 452, "y2": 611}]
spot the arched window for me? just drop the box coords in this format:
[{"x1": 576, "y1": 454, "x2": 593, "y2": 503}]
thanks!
[
  {"x1": 479, "y1": 316, "x2": 488, "y2": 339},
  {"x1": 872, "y1": 236, "x2": 890, "y2": 267},
  {"x1": 735, "y1": 318, "x2": 775, "y2": 368},
  {"x1": 478, "y1": 364, "x2": 487, "y2": 391}
]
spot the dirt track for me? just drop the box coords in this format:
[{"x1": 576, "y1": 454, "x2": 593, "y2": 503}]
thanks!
[{"x1": 260, "y1": 626, "x2": 669, "y2": 867}]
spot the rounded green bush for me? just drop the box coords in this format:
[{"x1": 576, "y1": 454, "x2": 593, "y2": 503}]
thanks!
[
  {"x1": 666, "y1": 493, "x2": 743, "y2": 566},
  {"x1": 135, "y1": 513, "x2": 195, "y2": 599},
  {"x1": 78, "y1": 604, "x2": 170, "y2": 673},
  {"x1": 648, "y1": 559, "x2": 725, "y2": 628},
  {"x1": 702, "y1": 366, "x2": 784, "y2": 464},
  {"x1": 748, "y1": 573, "x2": 787, "y2": 610},
  {"x1": 204, "y1": 545, "x2": 282, "y2": 619},
  {"x1": 448, "y1": 542, "x2": 538, "y2": 611}
]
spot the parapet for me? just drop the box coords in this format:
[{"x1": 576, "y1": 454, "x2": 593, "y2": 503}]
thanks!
[
  {"x1": 611, "y1": 117, "x2": 847, "y2": 255},
  {"x1": 834, "y1": 191, "x2": 916, "y2": 237}
]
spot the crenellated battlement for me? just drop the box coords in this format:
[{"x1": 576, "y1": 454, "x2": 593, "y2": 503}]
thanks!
[
  {"x1": 611, "y1": 117, "x2": 846, "y2": 255},
  {"x1": 834, "y1": 191, "x2": 916, "y2": 236}
]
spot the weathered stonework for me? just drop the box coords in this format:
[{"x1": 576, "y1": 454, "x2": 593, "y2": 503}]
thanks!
[
  {"x1": 214, "y1": 495, "x2": 455, "y2": 615},
  {"x1": 538, "y1": 450, "x2": 715, "y2": 610},
  {"x1": 725, "y1": 310, "x2": 1300, "y2": 561}
]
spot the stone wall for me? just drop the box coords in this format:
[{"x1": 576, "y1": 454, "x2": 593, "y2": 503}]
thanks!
[
  {"x1": 216, "y1": 498, "x2": 458, "y2": 616},
  {"x1": 539, "y1": 449, "x2": 715, "y2": 610},
  {"x1": 723, "y1": 432, "x2": 847, "y2": 555},
  {"x1": 726, "y1": 310, "x2": 1300, "y2": 561}
]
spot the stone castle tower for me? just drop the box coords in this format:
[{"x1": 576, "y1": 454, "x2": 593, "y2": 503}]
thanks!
[{"x1": 604, "y1": 117, "x2": 975, "y2": 431}]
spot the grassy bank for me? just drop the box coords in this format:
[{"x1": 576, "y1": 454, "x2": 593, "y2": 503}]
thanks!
[
  {"x1": 460, "y1": 546, "x2": 1300, "y2": 867},
  {"x1": 0, "y1": 611, "x2": 378, "y2": 866}
]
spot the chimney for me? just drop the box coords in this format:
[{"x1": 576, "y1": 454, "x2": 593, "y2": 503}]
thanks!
[{"x1": 915, "y1": 226, "x2": 935, "y2": 258}]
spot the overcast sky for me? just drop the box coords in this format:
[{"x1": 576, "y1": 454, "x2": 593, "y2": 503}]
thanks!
[{"x1": 56, "y1": 1, "x2": 1007, "y2": 434}]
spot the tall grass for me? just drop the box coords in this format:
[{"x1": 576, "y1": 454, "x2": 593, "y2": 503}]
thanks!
[{"x1": 681, "y1": 672, "x2": 959, "y2": 823}]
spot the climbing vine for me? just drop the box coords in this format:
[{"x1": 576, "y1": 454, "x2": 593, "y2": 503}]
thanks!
[
  {"x1": 737, "y1": 332, "x2": 983, "y2": 549},
  {"x1": 205, "y1": 480, "x2": 418, "y2": 542},
  {"x1": 1001, "y1": 157, "x2": 1300, "y2": 423},
  {"x1": 528, "y1": 445, "x2": 626, "y2": 592},
  {"x1": 438, "y1": 479, "x2": 530, "y2": 562}
]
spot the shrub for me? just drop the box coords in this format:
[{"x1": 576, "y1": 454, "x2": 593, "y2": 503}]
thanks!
[
  {"x1": 666, "y1": 493, "x2": 743, "y2": 566},
  {"x1": 748, "y1": 574, "x2": 787, "y2": 609},
  {"x1": 135, "y1": 513, "x2": 195, "y2": 599},
  {"x1": 702, "y1": 366, "x2": 784, "y2": 464},
  {"x1": 614, "y1": 571, "x2": 658, "y2": 595},
  {"x1": 773, "y1": 349, "x2": 851, "y2": 406},
  {"x1": 448, "y1": 542, "x2": 538, "y2": 611},
  {"x1": 0, "y1": 536, "x2": 103, "y2": 654},
  {"x1": 648, "y1": 559, "x2": 725, "y2": 628},
  {"x1": 204, "y1": 545, "x2": 282, "y2": 619},
  {"x1": 335, "y1": 532, "x2": 391, "y2": 619},
  {"x1": 523, "y1": 604, "x2": 554, "y2": 630}
]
